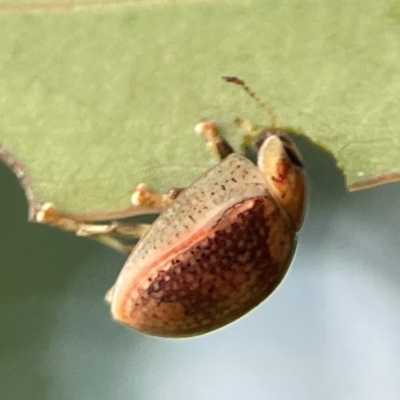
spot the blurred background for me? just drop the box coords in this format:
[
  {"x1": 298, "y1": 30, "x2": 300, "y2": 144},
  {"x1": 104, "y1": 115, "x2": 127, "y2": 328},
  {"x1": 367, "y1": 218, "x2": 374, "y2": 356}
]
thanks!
[{"x1": 1, "y1": 136, "x2": 399, "y2": 400}]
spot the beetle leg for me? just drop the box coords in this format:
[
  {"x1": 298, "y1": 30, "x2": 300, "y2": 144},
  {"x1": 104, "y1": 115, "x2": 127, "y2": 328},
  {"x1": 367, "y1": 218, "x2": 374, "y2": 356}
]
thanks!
[
  {"x1": 33, "y1": 184, "x2": 185, "y2": 254},
  {"x1": 194, "y1": 120, "x2": 235, "y2": 160},
  {"x1": 35, "y1": 203, "x2": 151, "y2": 254},
  {"x1": 131, "y1": 183, "x2": 184, "y2": 208},
  {"x1": 92, "y1": 236, "x2": 136, "y2": 254},
  {"x1": 78, "y1": 223, "x2": 150, "y2": 254}
]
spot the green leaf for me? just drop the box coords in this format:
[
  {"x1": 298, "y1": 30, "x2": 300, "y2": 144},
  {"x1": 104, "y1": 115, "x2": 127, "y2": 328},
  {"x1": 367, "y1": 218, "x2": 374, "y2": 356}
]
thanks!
[{"x1": 1, "y1": 0, "x2": 400, "y2": 216}]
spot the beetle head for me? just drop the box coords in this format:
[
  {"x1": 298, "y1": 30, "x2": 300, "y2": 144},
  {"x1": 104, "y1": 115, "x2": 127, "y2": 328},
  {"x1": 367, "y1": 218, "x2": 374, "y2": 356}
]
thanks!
[{"x1": 255, "y1": 130, "x2": 306, "y2": 231}]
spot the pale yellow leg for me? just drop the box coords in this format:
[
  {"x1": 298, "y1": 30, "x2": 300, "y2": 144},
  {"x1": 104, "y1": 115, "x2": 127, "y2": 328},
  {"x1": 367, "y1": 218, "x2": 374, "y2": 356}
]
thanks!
[
  {"x1": 194, "y1": 120, "x2": 235, "y2": 160},
  {"x1": 34, "y1": 182, "x2": 186, "y2": 254},
  {"x1": 131, "y1": 184, "x2": 184, "y2": 208},
  {"x1": 36, "y1": 203, "x2": 151, "y2": 254}
]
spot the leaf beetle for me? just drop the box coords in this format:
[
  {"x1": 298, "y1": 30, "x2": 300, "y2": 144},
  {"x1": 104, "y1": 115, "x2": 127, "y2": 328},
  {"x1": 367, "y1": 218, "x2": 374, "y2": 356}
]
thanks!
[{"x1": 36, "y1": 77, "x2": 306, "y2": 337}]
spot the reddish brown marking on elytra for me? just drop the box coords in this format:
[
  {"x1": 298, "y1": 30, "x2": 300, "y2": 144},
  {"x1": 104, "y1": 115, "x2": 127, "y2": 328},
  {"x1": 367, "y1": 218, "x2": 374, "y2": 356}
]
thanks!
[{"x1": 129, "y1": 196, "x2": 294, "y2": 337}]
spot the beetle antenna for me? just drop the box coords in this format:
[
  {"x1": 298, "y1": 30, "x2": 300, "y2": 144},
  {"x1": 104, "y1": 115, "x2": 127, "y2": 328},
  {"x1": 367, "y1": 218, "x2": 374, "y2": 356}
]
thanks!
[{"x1": 222, "y1": 76, "x2": 279, "y2": 128}]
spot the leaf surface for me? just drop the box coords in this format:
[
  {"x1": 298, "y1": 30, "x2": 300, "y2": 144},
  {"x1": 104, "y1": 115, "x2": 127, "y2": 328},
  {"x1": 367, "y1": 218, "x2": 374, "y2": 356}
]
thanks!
[{"x1": 1, "y1": 0, "x2": 399, "y2": 216}]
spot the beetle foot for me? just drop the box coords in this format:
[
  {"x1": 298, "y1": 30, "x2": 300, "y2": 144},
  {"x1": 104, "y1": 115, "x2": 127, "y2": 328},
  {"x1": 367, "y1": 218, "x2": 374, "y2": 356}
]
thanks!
[
  {"x1": 36, "y1": 202, "x2": 81, "y2": 232},
  {"x1": 131, "y1": 184, "x2": 183, "y2": 208}
]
